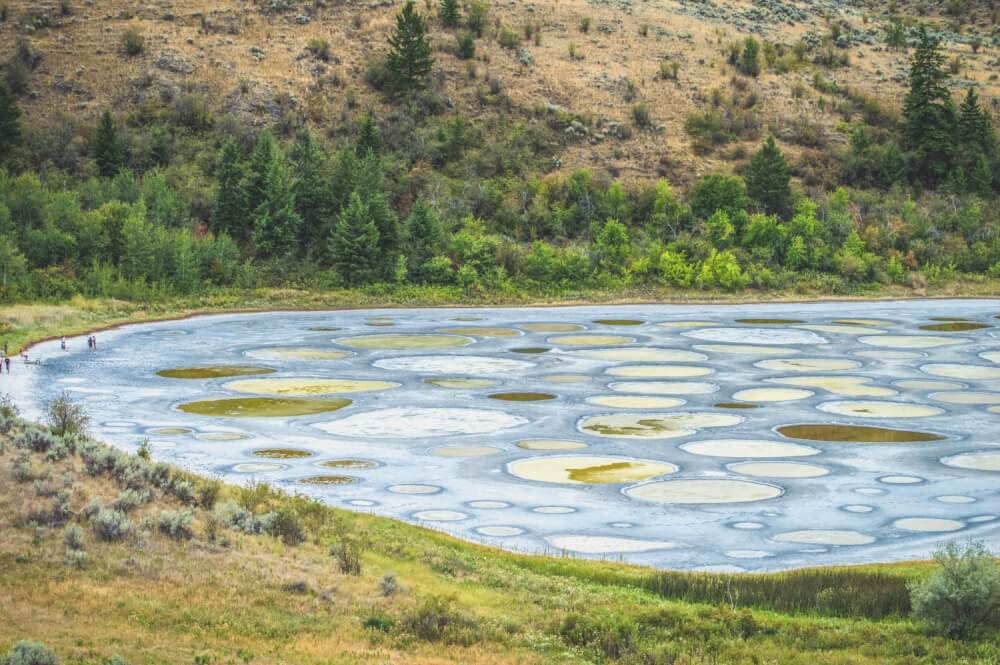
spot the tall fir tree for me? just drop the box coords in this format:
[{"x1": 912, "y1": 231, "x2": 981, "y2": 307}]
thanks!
[
  {"x1": 439, "y1": 0, "x2": 460, "y2": 28},
  {"x1": 94, "y1": 110, "x2": 123, "y2": 178},
  {"x1": 246, "y1": 129, "x2": 276, "y2": 215},
  {"x1": 211, "y1": 139, "x2": 248, "y2": 242},
  {"x1": 386, "y1": 1, "x2": 434, "y2": 94},
  {"x1": 902, "y1": 27, "x2": 956, "y2": 187},
  {"x1": 355, "y1": 152, "x2": 400, "y2": 263},
  {"x1": 355, "y1": 112, "x2": 382, "y2": 158},
  {"x1": 957, "y1": 88, "x2": 996, "y2": 156},
  {"x1": 289, "y1": 128, "x2": 333, "y2": 252},
  {"x1": 329, "y1": 147, "x2": 359, "y2": 214},
  {"x1": 0, "y1": 80, "x2": 22, "y2": 163},
  {"x1": 745, "y1": 135, "x2": 792, "y2": 218},
  {"x1": 252, "y1": 158, "x2": 302, "y2": 258},
  {"x1": 404, "y1": 199, "x2": 443, "y2": 281},
  {"x1": 329, "y1": 192, "x2": 381, "y2": 285}
]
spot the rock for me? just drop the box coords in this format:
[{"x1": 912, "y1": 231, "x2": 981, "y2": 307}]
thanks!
[{"x1": 155, "y1": 50, "x2": 195, "y2": 74}]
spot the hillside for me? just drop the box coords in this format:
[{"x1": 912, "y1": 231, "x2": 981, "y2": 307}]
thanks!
[{"x1": 2, "y1": 0, "x2": 997, "y2": 184}]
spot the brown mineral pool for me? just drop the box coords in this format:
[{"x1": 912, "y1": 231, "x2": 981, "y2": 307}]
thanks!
[
  {"x1": 579, "y1": 412, "x2": 741, "y2": 439},
  {"x1": 517, "y1": 323, "x2": 586, "y2": 333},
  {"x1": 247, "y1": 347, "x2": 352, "y2": 361},
  {"x1": 834, "y1": 319, "x2": 896, "y2": 327},
  {"x1": 253, "y1": 448, "x2": 314, "y2": 459},
  {"x1": 178, "y1": 397, "x2": 352, "y2": 417},
  {"x1": 307, "y1": 326, "x2": 342, "y2": 332},
  {"x1": 149, "y1": 427, "x2": 193, "y2": 436},
  {"x1": 425, "y1": 378, "x2": 499, "y2": 389},
  {"x1": 511, "y1": 347, "x2": 551, "y2": 354},
  {"x1": 508, "y1": 455, "x2": 677, "y2": 485},
  {"x1": 727, "y1": 461, "x2": 830, "y2": 478},
  {"x1": 607, "y1": 364, "x2": 714, "y2": 379},
  {"x1": 298, "y1": 475, "x2": 358, "y2": 485},
  {"x1": 319, "y1": 459, "x2": 379, "y2": 469},
  {"x1": 516, "y1": 439, "x2": 587, "y2": 450},
  {"x1": 625, "y1": 479, "x2": 784, "y2": 504},
  {"x1": 430, "y1": 446, "x2": 503, "y2": 457},
  {"x1": 488, "y1": 392, "x2": 557, "y2": 402},
  {"x1": 437, "y1": 327, "x2": 521, "y2": 337},
  {"x1": 754, "y1": 358, "x2": 861, "y2": 372},
  {"x1": 714, "y1": 402, "x2": 759, "y2": 409},
  {"x1": 735, "y1": 318, "x2": 805, "y2": 325},
  {"x1": 919, "y1": 322, "x2": 991, "y2": 332},
  {"x1": 921, "y1": 363, "x2": 1000, "y2": 380},
  {"x1": 157, "y1": 366, "x2": 276, "y2": 379},
  {"x1": 593, "y1": 319, "x2": 644, "y2": 326},
  {"x1": 541, "y1": 374, "x2": 590, "y2": 383},
  {"x1": 336, "y1": 334, "x2": 473, "y2": 350},
  {"x1": 777, "y1": 423, "x2": 944, "y2": 443},
  {"x1": 816, "y1": 401, "x2": 945, "y2": 418},
  {"x1": 587, "y1": 395, "x2": 686, "y2": 409},
  {"x1": 732, "y1": 388, "x2": 813, "y2": 402},
  {"x1": 548, "y1": 334, "x2": 634, "y2": 346},
  {"x1": 577, "y1": 347, "x2": 707, "y2": 362},
  {"x1": 224, "y1": 378, "x2": 399, "y2": 396}
]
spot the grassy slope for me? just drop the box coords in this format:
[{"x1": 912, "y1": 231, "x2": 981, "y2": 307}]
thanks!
[{"x1": 2, "y1": 435, "x2": 991, "y2": 665}]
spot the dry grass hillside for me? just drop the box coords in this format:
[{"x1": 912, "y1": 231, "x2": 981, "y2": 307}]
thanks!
[{"x1": 0, "y1": 0, "x2": 998, "y2": 186}]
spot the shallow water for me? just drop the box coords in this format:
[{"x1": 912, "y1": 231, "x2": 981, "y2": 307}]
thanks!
[{"x1": 14, "y1": 300, "x2": 1000, "y2": 571}]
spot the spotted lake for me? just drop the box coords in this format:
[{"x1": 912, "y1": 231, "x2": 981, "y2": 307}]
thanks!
[{"x1": 12, "y1": 301, "x2": 1000, "y2": 571}]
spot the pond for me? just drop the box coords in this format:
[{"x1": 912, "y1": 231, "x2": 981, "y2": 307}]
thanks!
[{"x1": 11, "y1": 300, "x2": 1000, "y2": 571}]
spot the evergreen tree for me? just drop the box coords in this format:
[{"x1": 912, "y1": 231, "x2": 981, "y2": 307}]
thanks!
[
  {"x1": 739, "y1": 37, "x2": 761, "y2": 77},
  {"x1": 880, "y1": 142, "x2": 907, "y2": 188},
  {"x1": 957, "y1": 88, "x2": 997, "y2": 157},
  {"x1": 355, "y1": 112, "x2": 382, "y2": 158},
  {"x1": 94, "y1": 111, "x2": 123, "y2": 178},
  {"x1": 354, "y1": 153, "x2": 399, "y2": 262},
  {"x1": 329, "y1": 192, "x2": 380, "y2": 285},
  {"x1": 386, "y1": 1, "x2": 434, "y2": 94},
  {"x1": 329, "y1": 148, "x2": 359, "y2": 215},
  {"x1": 404, "y1": 199, "x2": 443, "y2": 281},
  {"x1": 211, "y1": 139, "x2": 248, "y2": 242},
  {"x1": 745, "y1": 135, "x2": 792, "y2": 218},
  {"x1": 246, "y1": 129, "x2": 276, "y2": 214},
  {"x1": 289, "y1": 128, "x2": 333, "y2": 252},
  {"x1": 902, "y1": 27, "x2": 956, "y2": 187},
  {"x1": 439, "y1": 0, "x2": 460, "y2": 28},
  {"x1": 0, "y1": 80, "x2": 22, "y2": 162},
  {"x1": 252, "y1": 158, "x2": 302, "y2": 258},
  {"x1": 970, "y1": 152, "x2": 993, "y2": 198}
]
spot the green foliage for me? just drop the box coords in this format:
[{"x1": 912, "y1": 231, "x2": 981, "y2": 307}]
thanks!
[
  {"x1": 0, "y1": 80, "x2": 21, "y2": 162},
  {"x1": 158, "y1": 509, "x2": 194, "y2": 540},
  {"x1": 264, "y1": 507, "x2": 306, "y2": 546},
  {"x1": 121, "y1": 29, "x2": 145, "y2": 57},
  {"x1": 739, "y1": 37, "x2": 761, "y2": 77},
  {"x1": 591, "y1": 219, "x2": 630, "y2": 276},
  {"x1": 689, "y1": 174, "x2": 749, "y2": 220},
  {"x1": 252, "y1": 157, "x2": 302, "y2": 258},
  {"x1": 910, "y1": 541, "x2": 1000, "y2": 639},
  {"x1": 696, "y1": 249, "x2": 747, "y2": 290},
  {"x1": 656, "y1": 249, "x2": 693, "y2": 287},
  {"x1": 93, "y1": 112, "x2": 122, "y2": 178},
  {"x1": 560, "y1": 612, "x2": 638, "y2": 660},
  {"x1": 439, "y1": 0, "x2": 460, "y2": 27},
  {"x1": 405, "y1": 200, "x2": 444, "y2": 283},
  {"x1": 3, "y1": 641, "x2": 58, "y2": 665},
  {"x1": 745, "y1": 136, "x2": 792, "y2": 218},
  {"x1": 329, "y1": 192, "x2": 380, "y2": 285},
  {"x1": 355, "y1": 113, "x2": 382, "y2": 158},
  {"x1": 903, "y1": 27, "x2": 956, "y2": 187},
  {"x1": 92, "y1": 508, "x2": 133, "y2": 542},
  {"x1": 45, "y1": 392, "x2": 88, "y2": 436},
  {"x1": 386, "y1": 1, "x2": 434, "y2": 95},
  {"x1": 290, "y1": 129, "x2": 332, "y2": 252},
  {"x1": 456, "y1": 32, "x2": 475, "y2": 59}
]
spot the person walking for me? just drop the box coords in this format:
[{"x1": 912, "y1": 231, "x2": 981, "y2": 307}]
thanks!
[
  {"x1": 60, "y1": 337, "x2": 67, "y2": 351},
  {"x1": 4, "y1": 356, "x2": 10, "y2": 373}
]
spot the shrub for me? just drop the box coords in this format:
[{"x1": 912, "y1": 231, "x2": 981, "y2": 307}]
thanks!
[
  {"x1": 121, "y1": 28, "x2": 145, "y2": 56},
  {"x1": 197, "y1": 480, "x2": 221, "y2": 510},
  {"x1": 632, "y1": 102, "x2": 652, "y2": 128},
  {"x1": 158, "y1": 509, "x2": 194, "y2": 540},
  {"x1": 46, "y1": 393, "x2": 89, "y2": 436},
  {"x1": 497, "y1": 26, "x2": 520, "y2": 49},
  {"x1": 265, "y1": 508, "x2": 306, "y2": 546},
  {"x1": 910, "y1": 540, "x2": 1000, "y2": 639},
  {"x1": 112, "y1": 488, "x2": 149, "y2": 513},
  {"x1": 63, "y1": 524, "x2": 84, "y2": 550},
  {"x1": 3, "y1": 640, "x2": 58, "y2": 665},
  {"x1": 697, "y1": 250, "x2": 748, "y2": 291},
  {"x1": 403, "y1": 595, "x2": 470, "y2": 641},
  {"x1": 331, "y1": 534, "x2": 363, "y2": 575},
  {"x1": 64, "y1": 548, "x2": 87, "y2": 569},
  {"x1": 560, "y1": 612, "x2": 639, "y2": 660},
  {"x1": 168, "y1": 478, "x2": 197, "y2": 505},
  {"x1": 305, "y1": 38, "x2": 331, "y2": 61},
  {"x1": 456, "y1": 32, "x2": 475, "y2": 59},
  {"x1": 215, "y1": 500, "x2": 261, "y2": 534},
  {"x1": 15, "y1": 427, "x2": 59, "y2": 454},
  {"x1": 657, "y1": 249, "x2": 694, "y2": 287},
  {"x1": 379, "y1": 572, "x2": 399, "y2": 596},
  {"x1": 363, "y1": 610, "x2": 396, "y2": 632},
  {"x1": 92, "y1": 508, "x2": 133, "y2": 542}
]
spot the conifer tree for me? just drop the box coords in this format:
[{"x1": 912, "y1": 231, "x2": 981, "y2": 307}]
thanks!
[
  {"x1": 329, "y1": 192, "x2": 380, "y2": 285},
  {"x1": 94, "y1": 111, "x2": 123, "y2": 177},
  {"x1": 439, "y1": 0, "x2": 460, "y2": 28},
  {"x1": 0, "y1": 80, "x2": 22, "y2": 162},
  {"x1": 252, "y1": 158, "x2": 302, "y2": 258},
  {"x1": 739, "y1": 37, "x2": 761, "y2": 77},
  {"x1": 355, "y1": 152, "x2": 399, "y2": 262},
  {"x1": 386, "y1": 1, "x2": 434, "y2": 94},
  {"x1": 902, "y1": 27, "x2": 955, "y2": 187},
  {"x1": 211, "y1": 139, "x2": 248, "y2": 241},
  {"x1": 957, "y1": 88, "x2": 996, "y2": 156},
  {"x1": 745, "y1": 135, "x2": 792, "y2": 218},
  {"x1": 246, "y1": 129, "x2": 276, "y2": 214},
  {"x1": 355, "y1": 112, "x2": 382, "y2": 158},
  {"x1": 290, "y1": 128, "x2": 333, "y2": 251},
  {"x1": 405, "y1": 199, "x2": 443, "y2": 281}
]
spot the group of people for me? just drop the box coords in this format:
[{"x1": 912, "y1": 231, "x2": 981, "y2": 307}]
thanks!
[{"x1": 0, "y1": 333, "x2": 98, "y2": 373}]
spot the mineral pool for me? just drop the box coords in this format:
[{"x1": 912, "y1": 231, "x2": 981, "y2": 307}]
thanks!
[{"x1": 11, "y1": 300, "x2": 1000, "y2": 571}]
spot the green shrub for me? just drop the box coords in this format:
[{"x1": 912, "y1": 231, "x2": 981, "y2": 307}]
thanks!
[
  {"x1": 264, "y1": 508, "x2": 306, "y2": 546},
  {"x1": 197, "y1": 480, "x2": 221, "y2": 510},
  {"x1": 92, "y1": 508, "x2": 133, "y2": 542},
  {"x1": 158, "y1": 509, "x2": 194, "y2": 540},
  {"x1": 656, "y1": 249, "x2": 694, "y2": 287},
  {"x1": 497, "y1": 26, "x2": 520, "y2": 49},
  {"x1": 456, "y1": 32, "x2": 475, "y2": 59},
  {"x1": 63, "y1": 524, "x2": 84, "y2": 550},
  {"x1": 362, "y1": 610, "x2": 395, "y2": 632},
  {"x1": 379, "y1": 573, "x2": 399, "y2": 596},
  {"x1": 632, "y1": 102, "x2": 652, "y2": 128},
  {"x1": 45, "y1": 392, "x2": 89, "y2": 436},
  {"x1": 121, "y1": 28, "x2": 145, "y2": 57},
  {"x1": 330, "y1": 534, "x2": 363, "y2": 575},
  {"x1": 305, "y1": 38, "x2": 331, "y2": 61},
  {"x1": 3, "y1": 640, "x2": 58, "y2": 665},
  {"x1": 560, "y1": 612, "x2": 638, "y2": 660},
  {"x1": 910, "y1": 540, "x2": 1000, "y2": 639},
  {"x1": 403, "y1": 595, "x2": 471, "y2": 642}
]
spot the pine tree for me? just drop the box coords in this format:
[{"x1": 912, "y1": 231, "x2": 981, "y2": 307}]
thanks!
[
  {"x1": 739, "y1": 37, "x2": 761, "y2": 77},
  {"x1": 94, "y1": 110, "x2": 123, "y2": 177},
  {"x1": 970, "y1": 152, "x2": 993, "y2": 198},
  {"x1": 0, "y1": 80, "x2": 22, "y2": 163},
  {"x1": 211, "y1": 139, "x2": 248, "y2": 241},
  {"x1": 405, "y1": 199, "x2": 443, "y2": 281},
  {"x1": 386, "y1": 1, "x2": 434, "y2": 94},
  {"x1": 745, "y1": 135, "x2": 792, "y2": 218},
  {"x1": 880, "y1": 142, "x2": 907, "y2": 188},
  {"x1": 329, "y1": 148, "x2": 359, "y2": 215},
  {"x1": 252, "y1": 158, "x2": 302, "y2": 258},
  {"x1": 958, "y1": 88, "x2": 996, "y2": 156},
  {"x1": 289, "y1": 128, "x2": 333, "y2": 252},
  {"x1": 329, "y1": 192, "x2": 381, "y2": 285},
  {"x1": 355, "y1": 152, "x2": 399, "y2": 262},
  {"x1": 246, "y1": 129, "x2": 276, "y2": 214},
  {"x1": 439, "y1": 0, "x2": 460, "y2": 28},
  {"x1": 355, "y1": 112, "x2": 382, "y2": 158},
  {"x1": 902, "y1": 27, "x2": 956, "y2": 187}
]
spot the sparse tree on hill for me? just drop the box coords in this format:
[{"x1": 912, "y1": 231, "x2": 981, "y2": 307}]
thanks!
[
  {"x1": 386, "y1": 1, "x2": 434, "y2": 95},
  {"x1": 745, "y1": 135, "x2": 792, "y2": 218},
  {"x1": 439, "y1": 0, "x2": 460, "y2": 28},
  {"x1": 902, "y1": 27, "x2": 955, "y2": 187},
  {"x1": 739, "y1": 37, "x2": 761, "y2": 77},
  {"x1": 0, "y1": 80, "x2": 21, "y2": 162},
  {"x1": 246, "y1": 129, "x2": 277, "y2": 215},
  {"x1": 94, "y1": 111, "x2": 122, "y2": 177},
  {"x1": 355, "y1": 112, "x2": 382, "y2": 157}
]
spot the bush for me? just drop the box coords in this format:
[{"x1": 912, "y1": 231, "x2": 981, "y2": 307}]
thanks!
[
  {"x1": 363, "y1": 610, "x2": 396, "y2": 632},
  {"x1": 403, "y1": 595, "x2": 470, "y2": 642},
  {"x1": 456, "y1": 32, "x2": 475, "y2": 59},
  {"x1": 910, "y1": 540, "x2": 1000, "y2": 639},
  {"x1": 63, "y1": 524, "x2": 84, "y2": 550},
  {"x1": 3, "y1": 640, "x2": 58, "y2": 665},
  {"x1": 264, "y1": 508, "x2": 306, "y2": 546},
  {"x1": 215, "y1": 500, "x2": 261, "y2": 534},
  {"x1": 330, "y1": 534, "x2": 363, "y2": 575},
  {"x1": 46, "y1": 393, "x2": 89, "y2": 436},
  {"x1": 632, "y1": 102, "x2": 652, "y2": 128},
  {"x1": 158, "y1": 509, "x2": 194, "y2": 540},
  {"x1": 112, "y1": 489, "x2": 149, "y2": 513},
  {"x1": 197, "y1": 480, "x2": 221, "y2": 510},
  {"x1": 14, "y1": 427, "x2": 58, "y2": 454},
  {"x1": 92, "y1": 508, "x2": 133, "y2": 542},
  {"x1": 379, "y1": 572, "x2": 399, "y2": 596},
  {"x1": 497, "y1": 26, "x2": 520, "y2": 49},
  {"x1": 305, "y1": 38, "x2": 331, "y2": 61},
  {"x1": 121, "y1": 28, "x2": 145, "y2": 56},
  {"x1": 560, "y1": 612, "x2": 639, "y2": 660}
]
